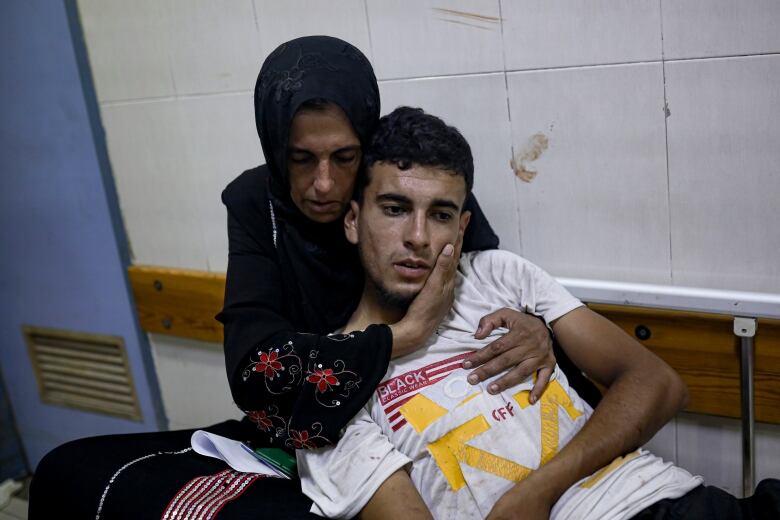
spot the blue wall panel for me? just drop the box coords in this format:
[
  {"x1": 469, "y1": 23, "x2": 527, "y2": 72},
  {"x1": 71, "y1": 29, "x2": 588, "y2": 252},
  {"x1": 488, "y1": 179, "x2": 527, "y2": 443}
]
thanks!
[{"x1": 0, "y1": 1, "x2": 165, "y2": 467}]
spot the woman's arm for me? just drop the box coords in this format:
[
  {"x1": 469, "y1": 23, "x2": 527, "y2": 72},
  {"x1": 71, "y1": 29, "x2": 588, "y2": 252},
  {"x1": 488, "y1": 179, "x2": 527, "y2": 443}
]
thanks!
[{"x1": 218, "y1": 184, "x2": 393, "y2": 448}]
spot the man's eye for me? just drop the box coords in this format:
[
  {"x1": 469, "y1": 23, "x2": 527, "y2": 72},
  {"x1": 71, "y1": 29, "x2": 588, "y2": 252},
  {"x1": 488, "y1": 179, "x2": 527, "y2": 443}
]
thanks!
[
  {"x1": 382, "y1": 205, "x2": 405, "y2": 216},
  {"x1": 434, "y1": 212, "x2": 454, "y2": 222}
]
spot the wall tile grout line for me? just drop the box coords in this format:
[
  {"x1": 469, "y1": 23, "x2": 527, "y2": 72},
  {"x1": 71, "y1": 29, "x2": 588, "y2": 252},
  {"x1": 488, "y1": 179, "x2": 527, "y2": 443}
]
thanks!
[
  {"x1": 250, "y1": 0, "x2": 260, "y2": 34},
  {"x1": 97, "y1": 53, "x2": 780, "y2": 108},
  {"x1": 100, "y1": 90, "x2": 254, "y2": 108},
  {"x1": 363, "y1": 0, "x2": 375, "y2": 62},
  {"x1": 664, "y1": 50, "x2": 780, "y2": 64},
  {"x1": 496, "y1": 0, "x2": 523, "y2": 255},
  {"x1": 164, "y1": 0, "x2": 178, "y2": 100},
  {"x1": 376, "y1": 60, "x2": 664, "y2": 84},
  {"x1": 659, "y1": 0, "x2": 675, "y2": 285},
  {"x1": 380, "y1": 51, "x2": 780, "y2": 82}
]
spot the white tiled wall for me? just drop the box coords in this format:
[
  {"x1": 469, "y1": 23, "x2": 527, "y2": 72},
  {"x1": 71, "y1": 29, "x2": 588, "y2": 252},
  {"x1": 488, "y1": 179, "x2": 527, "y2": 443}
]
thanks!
[
  {"x1": 77, "y1": 0, "x2": 780, "y2": 491},
  {"x1": 149, "y1": 334, "x2": 244, "y2": 430},
  {"x1": 661, "y1": 0, "x2": 780, "y2": 60},
  {"x1": 100, "y1": 99, "x2": 210, "y2": 269},
  {"x1": 676, "y1": 413, "x2": 780, "y2": 497},
  {"x1": 78, "y1": 0, "x2": 780, "y2": 293},
  {"x1": 677, "y1": 413, "x2": 744, "y2": 495},
  {"x1": 665, "y1": 55, "x2": 780, "y2": 292},
  {"x1": 506, "y1": 63, "x2": 671, "y2": 283},
  {"x1": 253, "y1": 0, "x2": 373, "y2": 60},
  {"x1": 501, "y1": 0, "x2": 663, "y2": 70},
  {"x1": 174, "y1": 93, "x2": 262, "y2": 271},
  {"x1": 78, "y1": 0, "x2": 176, "y2": 102},
  {"x1": 168, "y1": 0, "x2": 262, "y2": 96},
  {"x1": 367, "y1": 0, "x2": 504, "y2": 79},
  {"x1": 642, "y1": 420, "x2": 677, "y2": 466}
]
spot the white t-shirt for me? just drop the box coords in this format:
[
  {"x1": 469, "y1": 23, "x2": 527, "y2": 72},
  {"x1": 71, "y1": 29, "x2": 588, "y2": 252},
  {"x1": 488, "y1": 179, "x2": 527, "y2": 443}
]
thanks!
[{"x1": 297, "y1": 250, "x2": 702, "y2": 519}]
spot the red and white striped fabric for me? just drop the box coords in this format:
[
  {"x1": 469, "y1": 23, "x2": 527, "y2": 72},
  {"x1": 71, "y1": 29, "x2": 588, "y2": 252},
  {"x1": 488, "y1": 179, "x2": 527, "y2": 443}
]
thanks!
[{"x1": 161, "y1": 469, "x2": 263, "y2": 520}]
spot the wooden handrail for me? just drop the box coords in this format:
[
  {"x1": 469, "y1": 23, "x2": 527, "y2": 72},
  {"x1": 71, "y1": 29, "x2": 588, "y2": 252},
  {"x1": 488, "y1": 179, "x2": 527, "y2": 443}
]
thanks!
[
  {"x1": 590, "y1": 304, "x2": 780, "y2": 424},
  {"x1": 127, "y1": 265, "x2": 780, "y2": 424},
  {"x1": 128, "y1": 265, "x2": 225, "y2": 343}
]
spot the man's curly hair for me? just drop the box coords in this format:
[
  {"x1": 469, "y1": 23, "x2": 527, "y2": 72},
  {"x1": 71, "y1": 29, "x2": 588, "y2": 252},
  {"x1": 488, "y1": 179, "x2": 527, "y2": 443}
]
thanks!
[{"x1": 357, "y1": 107, "x2": 473, "y2": 201}]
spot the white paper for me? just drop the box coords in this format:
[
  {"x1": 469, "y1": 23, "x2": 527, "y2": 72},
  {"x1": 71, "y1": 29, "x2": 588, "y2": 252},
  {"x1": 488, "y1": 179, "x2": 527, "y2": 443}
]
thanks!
[{"x1": 190, "y1": 430, "x2": 288, "y2": 478}]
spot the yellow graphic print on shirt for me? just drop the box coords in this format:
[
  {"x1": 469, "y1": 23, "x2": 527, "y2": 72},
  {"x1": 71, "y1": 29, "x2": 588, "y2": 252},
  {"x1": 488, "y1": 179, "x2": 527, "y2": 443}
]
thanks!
[
  {"x1": 400, "y1": 379, "x2": 587, "y2": 490},
  {"x1": 514, "y1": 381, "x2": 584, "y2": 465}
]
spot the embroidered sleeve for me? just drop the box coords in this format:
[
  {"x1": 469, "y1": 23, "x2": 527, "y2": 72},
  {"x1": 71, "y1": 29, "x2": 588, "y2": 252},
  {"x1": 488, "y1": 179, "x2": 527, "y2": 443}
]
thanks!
[
  {"x1": 219, "y1": 201, "x2": 392, "y2": 449},
  {"x1": 236, "y1": 326, "x2": 392, "y2": 449}
]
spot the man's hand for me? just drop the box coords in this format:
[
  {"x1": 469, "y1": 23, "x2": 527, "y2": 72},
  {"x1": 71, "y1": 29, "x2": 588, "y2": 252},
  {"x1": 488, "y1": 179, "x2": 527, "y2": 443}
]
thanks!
[
  {"x1": 390, "y1": 228, "x2": 464, "y2": 358},
  {"x1": 485, "y1": 474, "x2": 554, "y2": 520},
  {"x1": 463, "y1": 308, "x2": 555, "y2": 401}
]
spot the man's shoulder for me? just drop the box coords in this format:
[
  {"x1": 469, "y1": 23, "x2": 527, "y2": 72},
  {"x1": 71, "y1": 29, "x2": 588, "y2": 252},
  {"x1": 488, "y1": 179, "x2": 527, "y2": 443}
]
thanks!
[
  {"x1": 455, "y1": 250, "x2": 544, "y2": 305},
  {"x1": 459, "y1": 249, "x2": 541, "y2": 278},
  {"x1": 457, "y1": 250, "x2": 583, "y2": 326}
]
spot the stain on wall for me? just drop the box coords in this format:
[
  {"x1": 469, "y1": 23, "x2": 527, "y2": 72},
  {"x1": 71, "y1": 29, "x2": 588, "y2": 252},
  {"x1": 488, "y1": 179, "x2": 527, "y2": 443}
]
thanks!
[
  {"x1": 511, "y1": 133, "x2": 549, "y2": 183},
  {"x1": 433, "y1": 7, "x2": 500, "y2": 30}
]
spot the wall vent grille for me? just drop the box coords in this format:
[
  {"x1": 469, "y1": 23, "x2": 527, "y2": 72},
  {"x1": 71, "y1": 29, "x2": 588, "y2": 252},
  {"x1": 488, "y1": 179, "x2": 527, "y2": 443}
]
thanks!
[{"x1": 23, "y1": 326, "x2": 142, "y2": 421}]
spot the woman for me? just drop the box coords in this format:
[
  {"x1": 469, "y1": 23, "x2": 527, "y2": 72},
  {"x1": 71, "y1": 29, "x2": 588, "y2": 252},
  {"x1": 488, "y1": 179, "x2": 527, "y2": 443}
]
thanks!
[
  {"x1": 217, "y1": 35, "x2": 558, "y2": 450},
  {"x1": 29, "y1": 36, "x2": 557, "y2": 519}
]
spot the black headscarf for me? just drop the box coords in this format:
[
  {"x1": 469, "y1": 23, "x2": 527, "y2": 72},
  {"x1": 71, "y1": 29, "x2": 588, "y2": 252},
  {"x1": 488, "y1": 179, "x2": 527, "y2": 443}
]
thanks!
[
  {"x1": 252, "y1": 36, "x2": 379, "y2": 333},
  {"x1": 255, "y1": 36, "x2": 380, "y2": 210}
]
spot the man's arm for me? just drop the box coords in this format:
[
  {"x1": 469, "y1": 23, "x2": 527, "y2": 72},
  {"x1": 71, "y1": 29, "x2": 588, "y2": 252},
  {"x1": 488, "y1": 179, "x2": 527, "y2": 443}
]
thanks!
[
  {"x1": 296, "y1": 407, "x2": 428, "y2": 519},
  {"x1": 360, "y1": 469, "x2": 432, "y2": 520},
  {"x1": 487, "y1": 306, "x2": 688, "y2": 519}
]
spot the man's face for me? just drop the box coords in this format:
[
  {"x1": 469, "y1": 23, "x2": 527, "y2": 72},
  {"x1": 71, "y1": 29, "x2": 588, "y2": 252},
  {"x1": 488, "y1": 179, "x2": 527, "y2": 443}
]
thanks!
[{"x1": 345, "y1": 161, "x2": 471, "y2": 307}]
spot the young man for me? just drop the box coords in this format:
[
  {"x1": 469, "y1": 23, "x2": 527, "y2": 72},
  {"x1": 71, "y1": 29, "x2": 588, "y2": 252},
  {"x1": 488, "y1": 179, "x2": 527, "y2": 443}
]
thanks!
[{"x1": 296, "y1": 107, "x2": 778, "y2": 519}]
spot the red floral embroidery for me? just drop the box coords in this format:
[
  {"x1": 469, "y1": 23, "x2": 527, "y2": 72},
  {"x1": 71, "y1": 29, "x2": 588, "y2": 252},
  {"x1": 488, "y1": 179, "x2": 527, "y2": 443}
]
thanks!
[
  {"x1": 306, "y1": 368, "x2": 339, "y2": 393},
  {"x1": 289, "y1": 429, "x2": 316, "y2": 449},
  {"x1": 254, "y1": 351, "x2": 283, "y2": 379},
  {"x1": 245, "y1": 410, "x2": 273, "y2": 431}
]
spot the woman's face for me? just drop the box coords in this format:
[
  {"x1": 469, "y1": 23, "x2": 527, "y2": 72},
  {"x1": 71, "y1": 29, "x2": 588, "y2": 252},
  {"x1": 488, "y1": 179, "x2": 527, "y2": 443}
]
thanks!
[{"x1": 287, "y1": 104, "x2": 361, "y2": 223}]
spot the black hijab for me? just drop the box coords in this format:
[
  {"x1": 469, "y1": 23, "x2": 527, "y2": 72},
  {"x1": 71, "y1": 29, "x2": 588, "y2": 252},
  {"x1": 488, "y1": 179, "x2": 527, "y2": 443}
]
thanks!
[
  {"x1": 255, "y1": 36, "x2": 380, "y2": 211},
  {"x1": 253, "y1": 36, "x2": 378, "y2": 333}
]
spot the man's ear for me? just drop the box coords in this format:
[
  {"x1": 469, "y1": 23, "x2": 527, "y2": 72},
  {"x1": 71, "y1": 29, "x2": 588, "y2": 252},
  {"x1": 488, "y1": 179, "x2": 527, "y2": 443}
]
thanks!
[
  {"x1": 344, "y1": 200, "x2": 360, "y2": 245},
  {"x1": 459, "y1": 210, "x2": 471, "y2": 235}
]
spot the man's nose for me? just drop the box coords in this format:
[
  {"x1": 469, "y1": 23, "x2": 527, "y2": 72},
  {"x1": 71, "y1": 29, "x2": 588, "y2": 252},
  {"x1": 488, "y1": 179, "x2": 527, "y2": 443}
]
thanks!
[
  {"x1": 313, "y1": 160, "x2": 334, "y2": 194},
  {"x1": 404, "y1": 213, "x2": 430, "y2": 250}
]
